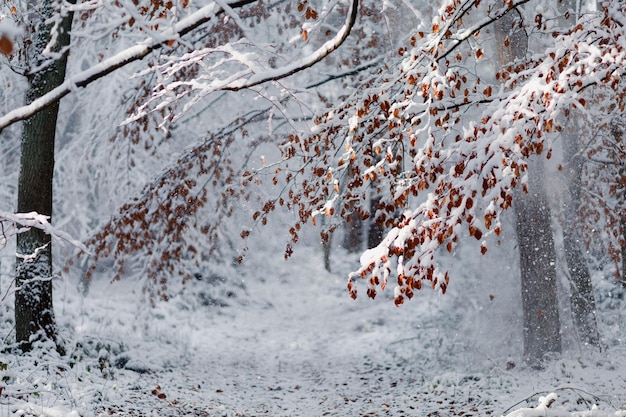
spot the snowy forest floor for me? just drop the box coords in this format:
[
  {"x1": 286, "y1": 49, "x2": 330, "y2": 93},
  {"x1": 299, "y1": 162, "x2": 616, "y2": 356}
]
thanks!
[{"x1": 2, "y1": 241, "x2": 626, "y2": 416}]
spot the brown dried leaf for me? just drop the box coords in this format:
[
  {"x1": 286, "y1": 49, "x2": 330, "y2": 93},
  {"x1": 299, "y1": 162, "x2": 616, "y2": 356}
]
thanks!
[{"x1": 0, "y1": 34, "x2": 13, "y2": 56}]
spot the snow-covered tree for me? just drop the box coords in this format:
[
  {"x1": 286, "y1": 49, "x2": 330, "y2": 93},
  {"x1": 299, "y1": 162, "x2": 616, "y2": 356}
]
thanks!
[
  {"x1": 2, "y1": 0, "x2": 74, "y2": 351},
  {"x1": 264, "y1": 0, "x2": 624, "y2": 363},
  {"x1": 494, "y1": 5, "x2": 561, "y2": 367},
  {"x1": 2, "y1": 0, "x2": 624, "y2": 368},
  {"x1": 0, "y1": 0, "x2": 380, "y2": 346}
]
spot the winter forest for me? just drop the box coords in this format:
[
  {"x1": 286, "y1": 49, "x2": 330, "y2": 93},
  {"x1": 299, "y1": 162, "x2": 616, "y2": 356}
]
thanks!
[{"x1": 1, "y1": 0, "x2": 626, "y2": 415}]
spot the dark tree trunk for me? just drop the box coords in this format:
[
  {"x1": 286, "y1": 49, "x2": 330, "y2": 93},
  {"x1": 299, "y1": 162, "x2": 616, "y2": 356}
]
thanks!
[
  {"x1": 367, "y1": 195, "x2": 384, "y2": 249},
  {"x1": 514, "y1": 159, "x2": 562, "y2": 368},
  {"x1": 15, "y1": 0, "x2": 73, "y2": 352},
  {"x1": 344, "y1": 168, "x2": 363, "y2": 253},
  {"x1": 323, "y1": 239, "x2": 332, "y2": 272},
  {"x1": 344, "y1": 210, "x2": 363, "y2": 253},
  {"x1": 496, "y1": 6, "x2": 561, "y2": 368}
]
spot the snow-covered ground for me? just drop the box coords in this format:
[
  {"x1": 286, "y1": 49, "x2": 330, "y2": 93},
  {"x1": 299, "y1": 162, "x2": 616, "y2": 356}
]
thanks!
[{"x1": 1, "y1": 238, "x2": 626, "y2": 417}]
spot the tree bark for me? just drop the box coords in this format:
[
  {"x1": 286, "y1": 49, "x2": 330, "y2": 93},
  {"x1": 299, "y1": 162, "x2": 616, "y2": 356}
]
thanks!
[
  {"x1": 344, "y1": 209, "x2": 363, "y2": 253},
  {"x1": 495, "y1": 6, "x2": 561, "y2": 367},
  {"x1": 367, "y1": 195, "x2": 384, "y2": 249},
  {"x1": 15, "y1": 0, "x2": 73, "y2": 352},
  {"x1": 556, "y1": 0, "x2": 600, "y2": 347},
  {"x1": 514, "y1": 158, "x2": 562, "y2": 368},
  {"x1": 562, "y1": 126, "x2": 600, "y2": 347},
  {"x1": 322, "y1": 217, "x2": 333, "y2": 272},
  {"x1": 343, "y1": 164, "x2": 364, "y2": 253},
  {"x1": 323, "y1": 239, "x2": 332, "y2": 272}
]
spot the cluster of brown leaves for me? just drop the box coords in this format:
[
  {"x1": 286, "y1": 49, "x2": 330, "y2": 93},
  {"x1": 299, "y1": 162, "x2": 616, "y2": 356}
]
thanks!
[
  {"x1": 579, "y1": 97, "x2": 626, "y2": 281},
  {"x1": 0, "y1": 2, "x2": 18, "y2": 55},
  {"x1": 81, "y1": 132, "x2": 243, "y2": 302},
  {"x1": 273, "y1": 1, "x2": 626, "y2": 304},
  {"x1": 68, "y1": 2, "x2": 306, "y2": 300},
  {"x1": 64, "y1": 0, "x2": 626, "y2": 306},
  {"x1": 127, "y1": 0, "x2": 188, "y2": 30}
]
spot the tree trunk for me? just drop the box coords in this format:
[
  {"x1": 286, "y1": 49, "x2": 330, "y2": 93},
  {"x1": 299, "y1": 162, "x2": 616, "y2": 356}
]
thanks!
[
  {"x1": 323, "y1": 239, "x2": 332, "y2": 272},
  {"x1": 15, "y1": 0, "x2": 73, "y2": 352},
  {"x1": 562, "y1": 126, "x2": 600, "y2": 347},
  {"x1": 322, "y1": 217, "x2": 333, "y2": 272},
  {"x1": 367, "y1": 195, "x2": 384, "y2": 249},
  {"x1": 495, "y1": 6, "x2": 561, "y2": 367},
  {"x1": 344, "y1": 170, "x2": 364, "y2": 253},
  {"x1": 344, "y1": 209, "x2": 363, "y2": 253},
  {"x1": 514, "y1": 158, "x2": 562, "y2": 368},
  {"x1": 553, "y1": 0, "x2": 600, "y2": 346}
]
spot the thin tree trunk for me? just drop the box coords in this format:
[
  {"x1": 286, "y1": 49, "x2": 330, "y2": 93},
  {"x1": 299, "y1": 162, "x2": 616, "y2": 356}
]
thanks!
[
  {"x1": 496, "y1": 6, "x2": 561, "y2": 367},
  {"x1": 323, "y1": 240, "x2": 332, "y2": 272},
  {"x1": 322, "y1": 217, "x2": 333, "y2": 272},
  {"x1": 344, "y1": 167, "x2": 364, "y2": 253},
  {"x1": 367, "y1": 195, "x2": 384, "y2": 249},
  {"x1": 344, "y1": 210, "x2": 363, "y2": 253},
  {"x1": 15, "y1": 0, "x2": 73, "y2": 352}
]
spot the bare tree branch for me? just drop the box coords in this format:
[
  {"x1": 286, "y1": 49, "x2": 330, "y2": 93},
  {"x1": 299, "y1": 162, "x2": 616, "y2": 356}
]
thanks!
[{"x1": 306, "y1": 57, "x2": 382, "y2": 89}]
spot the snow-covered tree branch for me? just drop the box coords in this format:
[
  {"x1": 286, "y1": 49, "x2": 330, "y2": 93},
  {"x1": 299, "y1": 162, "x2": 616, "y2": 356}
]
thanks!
[
  {"x1": 0, "y1": 210, "x2": 89, "y2": 254},
  {"x1": 0, "y1": 0, "x2": 359, "y2": 131},
  {"x1": 269, "y1": 0, "x2": 626, "y2": 306}
]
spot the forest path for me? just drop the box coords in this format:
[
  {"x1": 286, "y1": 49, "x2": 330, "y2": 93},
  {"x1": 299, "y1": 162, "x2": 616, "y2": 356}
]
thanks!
[
  {"x1": 112, "y1": 249, "x2": 509, "y2": 416},
  {"x1": 76, "y1": 245, "x2": 626, "y2": 417},
  {"x1": 185, "y1": 252, "x2": 417, "y2": 416}
]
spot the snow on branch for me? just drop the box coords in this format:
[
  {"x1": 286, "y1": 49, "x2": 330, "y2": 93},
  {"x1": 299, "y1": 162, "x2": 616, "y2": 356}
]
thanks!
[
  {"x1": 502, "y1": 392, "x2": 626, "y2": 417},
  {"x1": 0, "y1": 0, "x2": 258, "y2": 132},
  {"x1": 0, "y1": 0, "x2": 359, "y2": 132},
  {"x1": 0, "y1": 210, "x2": 90, "y2": 253},
  {"x1": 128, "y1": 0, "x2": 360, "y2": 124},
  {"x1": 222, "y1": 0, "x2": 358, "y2": 90}
]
